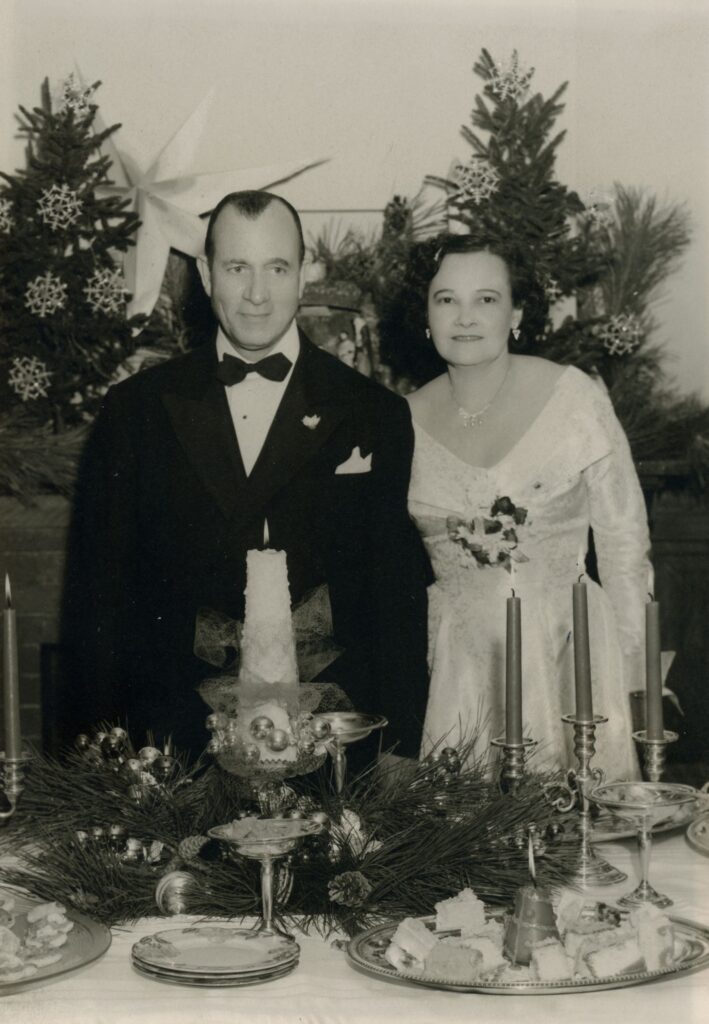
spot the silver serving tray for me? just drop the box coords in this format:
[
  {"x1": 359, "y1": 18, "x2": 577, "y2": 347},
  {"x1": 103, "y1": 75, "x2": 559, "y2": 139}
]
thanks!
[
  {"x1": 686, "y1": 815, "x2": 709, "y2": 857},
  {"x1": 346, "y1": 914, "x2": 709, "y2": 994},
  {"x1": 0, "y1": 888, "x2": 111, "y2": 996}
]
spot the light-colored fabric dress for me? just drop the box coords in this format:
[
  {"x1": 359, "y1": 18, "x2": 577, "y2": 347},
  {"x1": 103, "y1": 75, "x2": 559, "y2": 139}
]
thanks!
[{"x1": 408, "y1": 365, "x2": 651, "y2": 780}]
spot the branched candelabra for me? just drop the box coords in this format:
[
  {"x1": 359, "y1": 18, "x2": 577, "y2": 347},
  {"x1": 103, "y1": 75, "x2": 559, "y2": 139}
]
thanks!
[
  {"x1": 544, "y1": 714, "x2": 627, "y2": 888},
  {"x1": 0, "y1": 752, "x2": 31, "y2": 824}
]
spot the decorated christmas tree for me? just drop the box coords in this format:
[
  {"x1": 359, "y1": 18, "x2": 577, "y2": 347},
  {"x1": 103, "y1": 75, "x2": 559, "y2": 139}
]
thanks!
[
  {"x1": 0, "y1": 75, "x2": 143, "y2": 433},
  {"x1": 315, "y1": 49, "x2": 707, "y2": 482}
]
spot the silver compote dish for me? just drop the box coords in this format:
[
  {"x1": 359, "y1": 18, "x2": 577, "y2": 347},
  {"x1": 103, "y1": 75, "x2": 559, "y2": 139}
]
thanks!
[{"x1": 590, "y1": 781, "x2": 699, "y2": 907}]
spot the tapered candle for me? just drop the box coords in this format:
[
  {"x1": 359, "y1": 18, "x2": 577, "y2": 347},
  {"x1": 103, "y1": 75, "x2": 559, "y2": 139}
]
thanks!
[
  {"x1": 572, "y1": 579, "x2": 594, "y2": 721},
  {"x1": 3, "y1": 575, "x2": 22, "y2": 760},
  {"x1": 645, "y1": 591, "x2": 664, "y2": 741},
  {"x1": 506, "y1": 590, "x2": 523, "y2": 744}
]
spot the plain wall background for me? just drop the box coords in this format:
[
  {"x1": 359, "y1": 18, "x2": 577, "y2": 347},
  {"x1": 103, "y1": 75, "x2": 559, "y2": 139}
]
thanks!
[{"x1": 2, "y1": 0, "x2": 707, "y2": 397}]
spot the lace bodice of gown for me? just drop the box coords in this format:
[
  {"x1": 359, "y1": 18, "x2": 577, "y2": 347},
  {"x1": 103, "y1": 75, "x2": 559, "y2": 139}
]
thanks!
[{"x1": 408, "y1": 365, "x2": 651, "y2": 777}]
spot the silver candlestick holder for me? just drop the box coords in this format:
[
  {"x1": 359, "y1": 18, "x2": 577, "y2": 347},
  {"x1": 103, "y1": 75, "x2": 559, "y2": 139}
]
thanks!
[
  {"x1": 490, "y1": 736, "x2": 536, "y2": 796},
  {"x1": 546, "y1": 714, "x2": 627, "y2": 889},
  {"x1": 0, "y1": 751, "x2": 31, "y2": 825},
  {"x1": 632, "y1": 729, "x2": 679, "y2": 783}
]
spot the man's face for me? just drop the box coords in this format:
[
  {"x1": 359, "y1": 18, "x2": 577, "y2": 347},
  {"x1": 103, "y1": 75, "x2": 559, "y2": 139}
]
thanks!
[{"x1": 199, "y1": 201, "x2": 305, "y2": 355}]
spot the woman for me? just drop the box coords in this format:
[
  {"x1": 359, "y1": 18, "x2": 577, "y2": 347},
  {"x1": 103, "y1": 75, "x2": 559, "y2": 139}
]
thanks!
[{"x1": 404, "y1": 233, "x2": 651, "y2": 779}]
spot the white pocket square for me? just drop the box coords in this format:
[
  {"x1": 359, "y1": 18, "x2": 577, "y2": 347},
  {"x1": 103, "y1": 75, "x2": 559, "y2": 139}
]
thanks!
[{"x1": 335, "y1": 446, "x2": 372, "y2": 475}]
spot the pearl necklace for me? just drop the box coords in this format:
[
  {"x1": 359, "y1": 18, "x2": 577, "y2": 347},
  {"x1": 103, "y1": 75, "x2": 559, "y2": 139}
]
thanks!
[{"x1": 449, "y1": 365, "x2": 510, "y2": 429}]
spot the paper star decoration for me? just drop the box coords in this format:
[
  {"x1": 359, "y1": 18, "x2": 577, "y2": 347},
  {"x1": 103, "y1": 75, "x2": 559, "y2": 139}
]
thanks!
[
  {"x1": 0, "y1": 198, "x2": 14, "y2": 233},
  {"x1": 84, "y1": 77, "x2": 326, "y2": 319},
  {"x1": 9, "y1": 356, "x2": 53, "y2": 401},
  {"x1": 37, "y1": 184, "x2": 83, "y2": 232},
  {"x1": 599, "y1": 313, "x2": 643, "y2": 356},
  {"x1": 84, "y1": 266, "x2": 126, "y2": 316},
  {"x1": 451, "y1": 159, "x2": 500, "y2": 206},
  {"x1": 24, "y1": 271, "x2": 68, "y2": 318}
]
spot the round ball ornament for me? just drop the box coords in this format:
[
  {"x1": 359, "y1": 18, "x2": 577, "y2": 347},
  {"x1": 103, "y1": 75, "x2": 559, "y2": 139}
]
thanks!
[
  {"x1": 249, "y1": 716, "x2": 275, "y2": 740},
  {"x1": 311, "y1": 718, "x2": 331, "y2": 741},
  {"x1": 75, "y1": 733, "x2": 91, "y2": 752},
  {"x1": 122, "y1": 758, "x2": 143, "y2": 779},
  {"x1": 109, "y1": 726, "x2": 129, "y2": 745},
  {"x1": 299, "y1": 738, "x2": 316, "y2": 756},
  {"x1": 151, "y1": 755, "x2": 177, "y2": 782},
  {"x1": 138, "y1": 746, "x2": 162, "y2": 765},
  {"x1": 108, "y1": 824, "x2": 127, "y2": 848},
  {"x1": 101, "y1": 734, "x2": 124, "y2": 759},
  {"x1": 309, "y1": 810, "x2": 330, "y2": 830},
  {"x1": 90, "y1": 826, "x2": 105, "y2": 842},
  {"x1": 205, "y1": 712, "x2": 227, "y2": 732},
  {"x1": 286, "y1": 809, "x2": 306, "y2": 820},
  {"x1": 266, "y1": 729, "x2": 290, "y2": 752},
  {"x1": 243, "y1": 743, "x2": 261, "y2": 765},
  {"x1": 155, "y1": 871, "x2": 197, "y2": 915}
]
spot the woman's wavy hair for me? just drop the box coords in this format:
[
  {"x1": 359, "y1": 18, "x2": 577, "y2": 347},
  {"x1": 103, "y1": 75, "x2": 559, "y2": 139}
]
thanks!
[{"x1": 379, "y1": 231, "x2": 548, "y2": 386}]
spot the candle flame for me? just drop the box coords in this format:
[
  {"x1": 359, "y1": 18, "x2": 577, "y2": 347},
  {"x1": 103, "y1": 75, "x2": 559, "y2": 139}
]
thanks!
[
  {"x1": 4, "y1": 573, "x2": 11, "y2": 608},
  {"x1": 528, "y1": 829, "x2": 537, "y2": 885},
  {"x1": 647, "y1": 566, "x2": 655, "y2": 600},
  {"x1": 263, "y1": 519, "x2": 270, "y2": 547}
]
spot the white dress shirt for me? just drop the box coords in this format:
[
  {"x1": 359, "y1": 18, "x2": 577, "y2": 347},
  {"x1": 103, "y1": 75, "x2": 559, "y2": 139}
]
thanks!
[{"x1": 216, "y1": 321, "x2": 300, "y2": 475}]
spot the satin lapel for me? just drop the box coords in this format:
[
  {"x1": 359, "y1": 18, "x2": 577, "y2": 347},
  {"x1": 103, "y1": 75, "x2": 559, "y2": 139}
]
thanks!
[
  {"x1": 161, "y1": 344, "x2": 247, "y2": 520},
  {"x1": 232, "y1": 337, "x2": 348, "y2": 532}
]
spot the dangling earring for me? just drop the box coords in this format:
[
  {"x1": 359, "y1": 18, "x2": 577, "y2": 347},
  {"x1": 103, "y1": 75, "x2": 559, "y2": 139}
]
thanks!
[
  {"x1": 512, "y1": 326, "x2": 521, "y2": 341},
  {"x1": 425, "y1": 327, "x2": 431, "y2": 339}
]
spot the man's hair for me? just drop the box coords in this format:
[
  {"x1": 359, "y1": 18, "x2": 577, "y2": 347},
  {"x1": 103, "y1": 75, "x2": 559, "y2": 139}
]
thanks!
[{"x1": 204, "y1": 190, "x2": 305, "y2": 264}]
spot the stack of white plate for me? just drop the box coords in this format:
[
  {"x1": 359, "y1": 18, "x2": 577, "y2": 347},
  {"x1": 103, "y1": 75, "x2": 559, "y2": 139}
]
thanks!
[{"x1": 130, "y1": 924, "x2": 299, "y2": 987}]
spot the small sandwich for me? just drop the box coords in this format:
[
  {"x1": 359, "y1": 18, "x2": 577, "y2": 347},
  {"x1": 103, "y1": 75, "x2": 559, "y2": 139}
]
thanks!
[
  {"x1": 585, "y1": 936, "x2": 645, "y2": 979},
  {"x1": 457, "y1": 934, "x2": 507, "y2": 978},
  {"x1": 0, "y1": 895, "x2": 16, "y2": 930},
  {"x1": 434, "y1": 888, "x2": 486, "y2": 936},
  {"x1": 530, "y1": 939, "x2": 574, "y2": 982},
  {"x1": 630, "y1": 905, "x2": 675, "y2": 971},
  {"x1": 423, "y1": 941, "x2": 483, "y2": 983},
  {"x1": 385, "y1": 917, "x2": 438, "y2": 974}
]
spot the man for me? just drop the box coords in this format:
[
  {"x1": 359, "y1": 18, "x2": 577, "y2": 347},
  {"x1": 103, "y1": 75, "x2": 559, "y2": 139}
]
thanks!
[{"x1": 61, "y1": 191, "x2": 431, "y2": 759}]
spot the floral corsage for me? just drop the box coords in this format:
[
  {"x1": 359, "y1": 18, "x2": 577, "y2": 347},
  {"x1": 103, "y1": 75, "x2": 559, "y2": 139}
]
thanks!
[{"x1": 446, "y1": 496, "x2": 529, "y2": 573}]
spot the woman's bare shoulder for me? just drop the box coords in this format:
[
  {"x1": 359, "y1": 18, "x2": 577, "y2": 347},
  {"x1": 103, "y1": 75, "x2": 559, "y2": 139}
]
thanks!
[
  {"x1": 405, "y1": 375, "x2": 448, "y2": 418},
  {"x1": 513, "y1": 354, "x2": 568, "y2": 387}
]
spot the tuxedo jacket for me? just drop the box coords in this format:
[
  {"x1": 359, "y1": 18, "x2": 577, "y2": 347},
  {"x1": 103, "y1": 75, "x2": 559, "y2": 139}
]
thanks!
[{"x1": 61, "y1": 333, "x2": 432, "y2": 757}]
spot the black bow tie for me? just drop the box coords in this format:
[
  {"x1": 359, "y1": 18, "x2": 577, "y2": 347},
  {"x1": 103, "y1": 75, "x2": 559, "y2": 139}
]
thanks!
[{"x1": 216, "y1": 352, "x2": 292, "y2": 386}]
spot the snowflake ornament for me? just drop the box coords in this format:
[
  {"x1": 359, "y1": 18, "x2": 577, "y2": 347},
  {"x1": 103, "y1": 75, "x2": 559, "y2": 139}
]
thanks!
[
  {"x1": 8, "y1": 356, "x2": 53, "y2": 401},
  {"x1": 489, "y1": 51, "x2": 535, "y2": 102},
  {"x1": 583, "y1": 189, "x2": 615, "y2": 231},
  {"x1": 0, "y1": 198, "x2": 14, "y2": 233},
  {"x1": 598, "y1": 313, "x2": 643, "y2": 356},
  {"x1": 37, "y1": 184, "x2": 83, "y2": 232},
  {"x1": 452, "y1": 159, "x2": 500, "y2": 205},
  {"x1": 544, "y1": 277, "x2": 563, "y2": 303},
  {"x1": 84, "y1": 266, "x2": 126, "y2": 315},
  {"x1": 59, "y1": 74, "x2": 96, "y2": 120},
  {"x1": 24, "y1": 270, "x2": 68, "y2": 317}
]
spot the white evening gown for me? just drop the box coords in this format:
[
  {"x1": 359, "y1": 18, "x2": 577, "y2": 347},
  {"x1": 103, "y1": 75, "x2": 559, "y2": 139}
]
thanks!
[{"x1": 408, "y1": 366, "x2": 651, "y2": 780}]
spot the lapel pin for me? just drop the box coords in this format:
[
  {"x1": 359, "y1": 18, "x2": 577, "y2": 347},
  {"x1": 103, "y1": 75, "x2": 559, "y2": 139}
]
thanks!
[{"x1": 302, "y1": 414, "x2": 321, "y2": 430}]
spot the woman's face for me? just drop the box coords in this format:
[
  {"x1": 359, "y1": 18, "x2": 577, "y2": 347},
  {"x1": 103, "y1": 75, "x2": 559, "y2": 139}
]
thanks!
[{"x1": 427, "y1": 250, "x2": 521, "y2": 368}]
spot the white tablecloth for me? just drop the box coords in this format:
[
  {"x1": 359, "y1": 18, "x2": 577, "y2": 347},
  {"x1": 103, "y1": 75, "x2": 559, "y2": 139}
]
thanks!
[{"x1": 3, "y1": 831, "x2": 708, "y2": 1024}]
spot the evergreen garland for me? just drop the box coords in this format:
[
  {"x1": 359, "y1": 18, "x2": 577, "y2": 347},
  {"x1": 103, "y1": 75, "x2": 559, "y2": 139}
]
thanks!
[{"x1": 1, "y1": 737, "x2": 578, "y2": 937}]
